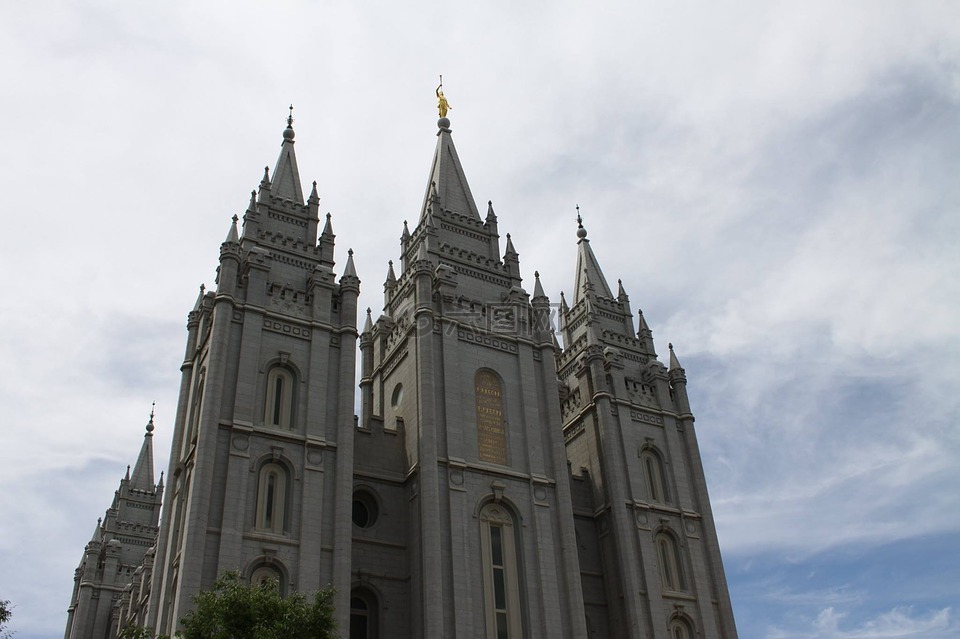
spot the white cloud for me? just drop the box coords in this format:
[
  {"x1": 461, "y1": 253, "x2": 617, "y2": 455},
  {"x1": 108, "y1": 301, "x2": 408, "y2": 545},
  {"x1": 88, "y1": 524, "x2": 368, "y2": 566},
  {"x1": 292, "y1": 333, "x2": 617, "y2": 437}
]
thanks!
[{"x1": 767, "y1": 606, "x2": 956, "y2": 639}]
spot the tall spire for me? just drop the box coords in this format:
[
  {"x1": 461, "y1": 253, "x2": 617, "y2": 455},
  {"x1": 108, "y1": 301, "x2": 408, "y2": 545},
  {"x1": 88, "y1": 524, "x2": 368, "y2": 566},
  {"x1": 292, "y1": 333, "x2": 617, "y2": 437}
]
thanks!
[
  {"x1": 419, "y1": 100, "x2": 481, "y2": 221},
  {"x1": 129, "y1": 405, "x2": 156, "y2": 491},
  {"x1": 271, "y1": 105, "x2": 305, "y2": 204},
  {"x1": 572, "y1": 208, "x2": 614, "y2": 303}
]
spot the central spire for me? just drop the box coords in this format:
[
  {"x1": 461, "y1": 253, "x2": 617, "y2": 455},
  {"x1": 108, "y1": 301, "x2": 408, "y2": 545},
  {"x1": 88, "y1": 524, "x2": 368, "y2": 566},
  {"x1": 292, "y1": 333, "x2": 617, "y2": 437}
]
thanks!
[
  {"x1": 271, "y1": 104, "x2": 305, "y2": 204},
  {"x1": 572, "y1": 209, "x2": 614, "y2": 303},
  {"x1": 420, "y1": 84, "x2": 480, "y2": 222}
]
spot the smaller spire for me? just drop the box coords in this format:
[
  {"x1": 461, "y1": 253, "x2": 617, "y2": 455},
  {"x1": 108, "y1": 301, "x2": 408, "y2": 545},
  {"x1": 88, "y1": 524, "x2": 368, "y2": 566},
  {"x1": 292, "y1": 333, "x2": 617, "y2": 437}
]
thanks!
[
  {"x1": 225, "y1": 214, "x2": 240, "y2": 244},
  {"x1": 321, "y1": 212, "x2": 334, "y2": 237},
  {"x1": 363, "y1": 307, "x2": 373, "y2": 333},
  {"x1": 668, "y1": 342, "x2": 683, "y2": 371},
  {"x1": 309, "y1": 180, "x2": 319, "y2": 203},
  {"x1": 385, "y1": 260, "x2": 397, "y2": 285},
  {"x1": 125, "y1": 465, "x2": 131, "y2": 481},
  {"x1": 559, "y1": 290, "x2": 569, "y2": 312},
  {"x1": 617, "y1": 278, "x2": 628, "y2": 301},
  {"x1": 486, "y1": 200, "x2": 497, "y2": 222},
  {"x1": 247, "y1": 190, "x2": 257, "y2": 212},
  {"x1": 504, "y1": 233, "x2": 517, "y2": 256},
  {"x1": 417, "y1": 241, "x2": 429, "y2": 262},
  {"x1": 533, "y1": 271, "x2": 546, "y2": 298},
  {"x1": 261, "y1": 165, "x2": 271, "y2": 187},
  {"x1": 343, "y1": 248, "x2": 358, "y2": 278},
  {"x1": 402, "y1": 220, "x2": 411, "y2": 241}
]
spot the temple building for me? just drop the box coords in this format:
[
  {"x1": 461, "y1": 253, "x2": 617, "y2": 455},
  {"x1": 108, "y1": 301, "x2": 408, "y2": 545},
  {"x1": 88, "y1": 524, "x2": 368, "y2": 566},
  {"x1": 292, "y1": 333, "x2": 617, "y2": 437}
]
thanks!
[{"x1": 65, "y1": 106, "x2": 738, "y2": 639}]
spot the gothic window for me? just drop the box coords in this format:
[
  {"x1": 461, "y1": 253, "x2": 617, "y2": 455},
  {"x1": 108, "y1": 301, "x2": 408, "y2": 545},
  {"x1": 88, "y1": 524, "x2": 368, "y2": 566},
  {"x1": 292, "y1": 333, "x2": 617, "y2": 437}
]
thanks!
[
  {"x1": 255, "y1": 463, "x2": 287, "y2": 534},
  {"x1": 349, "y1": 589, "x2": 378, "y2": 639},
  {"x1": 655, "y1": 532, "x2": 686, "y2": 592},
  {"x1": 182, "y1": 374, "x2": 205, "y2": 456},
  {"x1": 264, "y1": 367, "x2": 294, "y2": 429},
  {"x1": 669, "y1": 618, "x2": 694, "y2": 639},
  {"x1": 480, "y1": 502, "x2": 522, "y2": 638},
  {"x1": 640, "y1": 448, "x2": 669, "y2": 504}
]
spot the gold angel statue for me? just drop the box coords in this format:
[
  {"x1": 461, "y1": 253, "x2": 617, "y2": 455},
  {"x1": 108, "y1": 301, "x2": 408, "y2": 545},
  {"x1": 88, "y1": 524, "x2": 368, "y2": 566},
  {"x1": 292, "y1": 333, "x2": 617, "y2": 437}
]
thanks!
[{"x1": 436, "y1": 80, "x2": 451, "y2": 118}]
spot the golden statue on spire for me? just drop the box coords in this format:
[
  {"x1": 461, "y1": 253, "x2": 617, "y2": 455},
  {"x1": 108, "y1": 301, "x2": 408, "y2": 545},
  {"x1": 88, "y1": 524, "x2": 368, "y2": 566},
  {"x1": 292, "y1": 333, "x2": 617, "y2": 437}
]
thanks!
[{"x1": 436, "y1": 75, "x2": 451, "y2": 118}]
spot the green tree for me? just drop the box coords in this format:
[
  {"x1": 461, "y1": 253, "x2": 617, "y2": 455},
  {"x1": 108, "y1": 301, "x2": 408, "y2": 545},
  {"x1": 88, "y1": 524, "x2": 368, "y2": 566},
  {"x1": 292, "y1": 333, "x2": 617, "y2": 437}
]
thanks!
[
  {"x1": 1, "y1": 599, "x2": 13, "y2": 639},
  {"x1": 177, "y1": 572, "x2": 337, "y2": 639}
]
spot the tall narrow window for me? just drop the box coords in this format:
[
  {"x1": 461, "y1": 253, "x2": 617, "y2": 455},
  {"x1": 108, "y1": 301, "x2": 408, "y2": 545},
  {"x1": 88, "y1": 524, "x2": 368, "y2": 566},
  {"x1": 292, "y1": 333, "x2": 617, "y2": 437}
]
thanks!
[
  {"x1": 669, "y1": 618, "x2": 693, "y2": 639},
  {"x1": 264, "y1": 368, "x2": 294, "y2": 429},
  {"x1": 256, "y1": 463, "x2": 287, "y2": 534},
  {"x1": 641, "y1": 448, "x2": 669, "y2": 504},
  {"x1": 480, "y1": 503, "x2": 522, "y2": 638},
  {"x1": 475, "y1": 370, "x2": 507, "y2": 465},
  {"x1": 656, "y1": 532, "x2": 686, "y2": 592},
  {"x1": 349, "y1": 589, "x2": 378, "y2": 639}
]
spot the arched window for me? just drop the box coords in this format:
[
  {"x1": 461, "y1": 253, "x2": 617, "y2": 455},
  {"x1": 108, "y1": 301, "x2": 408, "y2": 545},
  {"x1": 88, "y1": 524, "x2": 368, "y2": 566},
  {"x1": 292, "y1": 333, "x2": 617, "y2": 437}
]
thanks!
[
  {"x1": 640, "y1": 448, "x2": 669, "y2": 504},
  {"x1": 656, "y1": 532, "x2": 686, "y2": 592},
  {"x1": 264, "y1": 367, "x2": 294, "y2": 429},
  {"x1": 255, "y1": 463, "x2": 287, "y2": 534},
  {"x1": 182, "y1": 374, "x2": 205, "y2": 456},
  {"x1": 480, "y1": 502, "x2": 522, "y2": 638},
  {"x1": 349, "y1": 589, "x2": 378, "y2": 639},
  {"x1": 250, "y1": 565, "x2": 284, "y2": 595},
  {"x1": 669, "y1": 617, "x2": 694, "y2": 639}
]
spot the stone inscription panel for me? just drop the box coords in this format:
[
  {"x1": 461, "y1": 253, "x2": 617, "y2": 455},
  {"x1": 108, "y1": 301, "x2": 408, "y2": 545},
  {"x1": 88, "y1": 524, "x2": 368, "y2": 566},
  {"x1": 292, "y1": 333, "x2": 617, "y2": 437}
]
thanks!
[{"x1": 475, "y1": 370, "x2": 508, "y2": 465}]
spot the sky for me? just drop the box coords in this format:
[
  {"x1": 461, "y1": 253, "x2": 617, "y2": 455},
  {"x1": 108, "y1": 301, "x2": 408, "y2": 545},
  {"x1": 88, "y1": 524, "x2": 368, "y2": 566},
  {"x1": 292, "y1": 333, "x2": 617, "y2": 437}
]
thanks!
[{"x1": 1, "y1": 1, "x2": 958, "y2": 638}]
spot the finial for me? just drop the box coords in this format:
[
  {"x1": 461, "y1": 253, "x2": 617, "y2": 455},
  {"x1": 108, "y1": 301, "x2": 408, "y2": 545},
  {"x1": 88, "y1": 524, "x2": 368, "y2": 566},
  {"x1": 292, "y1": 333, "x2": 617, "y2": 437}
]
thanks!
[
  {"x1": 535, "y1": 270, "x2": 540, "y2": 278},
  {"x1": 199, "y1": 283, "x2": 205, "y2": 294},
  {"x1": 283, "y1": 105, "x2": 295, "y2": 141},
  {"x1": 146, "y1": 402, "x2": 155, "y2": 433},
  {"x1": 436, "y1": 75, "x2": 451, "y2": 122},
  {"x1": 261, "y1": 166, "x2": 270, "y2": 184},
  {"x1": 348, "y1": 248, "x2": 354, "y2": 257},
  {"x1": 576, "y1": 205, "x2": 588, "y2": 239},
  {"x1": 669, "y1": 342, "x2": 674, "y2": 350}
]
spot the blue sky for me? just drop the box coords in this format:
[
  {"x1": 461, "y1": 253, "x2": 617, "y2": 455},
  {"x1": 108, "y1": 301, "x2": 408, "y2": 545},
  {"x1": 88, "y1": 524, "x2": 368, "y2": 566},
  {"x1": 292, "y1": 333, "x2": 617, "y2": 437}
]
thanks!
[{"x1": 1, "y1": 1, "x2": 958, "y2": 638}]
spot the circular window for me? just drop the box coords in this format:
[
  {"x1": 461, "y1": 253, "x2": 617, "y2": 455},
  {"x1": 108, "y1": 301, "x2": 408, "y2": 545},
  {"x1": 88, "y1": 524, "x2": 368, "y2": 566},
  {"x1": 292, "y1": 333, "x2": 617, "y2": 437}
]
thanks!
[
  {"x1": 352, "y1": 490, "x2": 379, "y2": 528},
  {"x1": 391, "y1": 383, "x2": 403, "y2": 408}
]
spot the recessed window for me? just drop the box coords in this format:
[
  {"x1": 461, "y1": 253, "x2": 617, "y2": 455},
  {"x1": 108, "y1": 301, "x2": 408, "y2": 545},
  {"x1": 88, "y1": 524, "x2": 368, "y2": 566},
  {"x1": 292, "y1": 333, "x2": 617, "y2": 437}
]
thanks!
[
  {"x1": 480, "y1": 502, "x2": 522, "y2": 638},
  {"x1": 670, "y1": 618, "x2": 693, "y2": 639},
  {"x1": 352, "y1": 490, "x2": 379, "y2": 528},
  {"x1": 391, "y1": 384, "x2": 403, "y2": 408},
  {"x1": 350, "y1": 589, "x2": 378, "y2": 639},
  {"x1": 264, "y1": 367, "x2": 294, "y2": 429},
  {"x1": 640, "y1": 448, "x2": 669, "y2": 504},
  {"x1": 656, "y1": 532, "x2": 686, "y2": 592},
  {"x1": 256, "y1": 463, "x2": 287, "y2": 534}
]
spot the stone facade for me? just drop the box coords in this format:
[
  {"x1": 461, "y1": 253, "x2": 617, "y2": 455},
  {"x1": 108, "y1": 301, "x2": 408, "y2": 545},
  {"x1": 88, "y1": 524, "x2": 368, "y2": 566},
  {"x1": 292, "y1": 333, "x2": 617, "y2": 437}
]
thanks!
[{"x1": 66, "y1": 112, "x2": 738, "y2": 639}]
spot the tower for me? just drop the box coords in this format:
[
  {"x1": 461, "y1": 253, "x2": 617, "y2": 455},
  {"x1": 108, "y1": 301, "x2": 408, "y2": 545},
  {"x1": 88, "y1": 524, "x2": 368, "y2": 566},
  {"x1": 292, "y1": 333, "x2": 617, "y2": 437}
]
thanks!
[
  {"x1": 146, "y1": 111, "x2": 361, "y2": 635},
  {"x1": 65, "y1": 411, "x2": 163, "y2": 639},
  {"x1": 354, "y1": 114, "x2": 587, "y2": 637},
  {"x1": 558, "y1": 217, "x2": 738, "y2": 637}
]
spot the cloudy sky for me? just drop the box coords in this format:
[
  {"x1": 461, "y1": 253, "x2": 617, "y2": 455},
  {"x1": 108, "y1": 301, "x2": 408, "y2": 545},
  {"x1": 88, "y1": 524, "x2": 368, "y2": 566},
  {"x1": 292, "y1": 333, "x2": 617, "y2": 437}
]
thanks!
[{"x1": 1, "y1": 1, "x2": 958, "y2": 638}]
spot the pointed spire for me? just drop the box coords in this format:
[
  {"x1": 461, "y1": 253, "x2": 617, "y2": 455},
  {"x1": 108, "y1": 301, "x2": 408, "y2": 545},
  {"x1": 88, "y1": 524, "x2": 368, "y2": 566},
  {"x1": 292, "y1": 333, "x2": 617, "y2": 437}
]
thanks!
[
  {"x1": 309, "y1": 180, "x2": 320, "y2": 203},
  {"x1": 363, "y1": 307, "x2": 373, "y2": 333},
  {"x1": 572, "y1": 208, "x2": 614, "y2": 303},
  {"x1": 617, "y1": 278, "x2": 628, "y2": 301},
  {"x1": 504, "y1": 233, "x2": 517, "y2": 257},
  {"x1": 668, "y1": 343, "x2": 683, "y2": 372},
  {"x1": 559, "y1": 290, "x2": 569, "y2": 313},
  {"x1": 417, "y1": 240, "x2": 429, "y2": 262},
  {"x1": 402, "y1": 220, "x2": 411, "y2": 241},
  {"x1": 385, "y1": 260, "x2": 397, "y2": 285},
  {"x1": 247, "y1": 190, "x2": 258, "y2": 213},
  {"x1": 343, "y1": 248, "x2": 358, "y2": 278},
  {"x1": 533, "y1": 271, "x2": 546, "y2": 299},
  {"x1": 89, "y1": 517, "x2": 103, "y2": 544},
  {"x1": 486, "y1": 200, "x2": 497, "y2": 222},
  {"x1": 271, "y1": 105, "x2": 305, "y2": 203},
  {"x1": 225, "y1": 214, "x2": 240, "y2": 244},
  {"x1": 321, "y1": 212, "x2": 334, "y2": 237},
  {"x1": 129, "y1": 405, "x2": 156, "y2": 492},
  {"x1": 420, "y1": 116, "x2": 481, "y2": 221}
]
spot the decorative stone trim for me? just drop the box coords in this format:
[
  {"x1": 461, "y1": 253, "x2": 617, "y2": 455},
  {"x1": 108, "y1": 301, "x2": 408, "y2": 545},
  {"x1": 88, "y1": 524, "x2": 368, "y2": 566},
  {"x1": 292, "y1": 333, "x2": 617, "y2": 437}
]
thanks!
[
  {"x1": 630, "y1": 410, "x2": 664, "y2": 426},
  {"x1": 263, "y1": 318, "x2": 311, "y2": 339}
]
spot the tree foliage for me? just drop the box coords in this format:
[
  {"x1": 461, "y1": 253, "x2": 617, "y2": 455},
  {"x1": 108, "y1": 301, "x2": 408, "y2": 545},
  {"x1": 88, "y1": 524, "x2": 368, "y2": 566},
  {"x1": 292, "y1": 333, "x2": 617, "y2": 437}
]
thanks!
[
  {"x1": 1, "y1": 599, "x2": 12, "y2": 639},
  {"x1": 177, "y1": 572, "x2": 337, "y2": 639}
]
